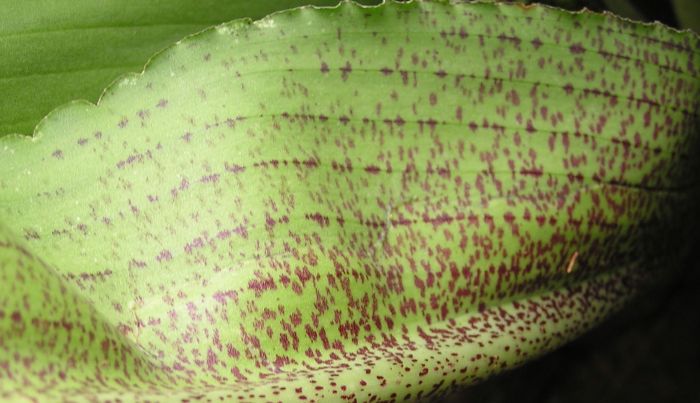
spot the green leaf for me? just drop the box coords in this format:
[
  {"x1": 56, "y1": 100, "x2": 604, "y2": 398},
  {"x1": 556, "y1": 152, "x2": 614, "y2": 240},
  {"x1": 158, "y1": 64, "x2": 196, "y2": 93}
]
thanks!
[
  {"x1": 0, "y1": 0, "x2": 380, "y2": 137},
  {"x1": 672, "y1": 0, "x2": 700, "y2": 33},
  {"x1": 1, "y1": 1, "x2": 698, "y2": 400},
  {"x1": 602, "y1": 0, "x2": 646, "y2": 22}
]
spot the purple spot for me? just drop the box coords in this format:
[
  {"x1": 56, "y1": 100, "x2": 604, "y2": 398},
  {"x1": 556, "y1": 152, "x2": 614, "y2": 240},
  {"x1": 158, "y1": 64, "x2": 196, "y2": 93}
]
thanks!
[
  {"x1": 179, "y1": 178, "x2": 189, "y2": 191},
  {"x1": 340, "y1": 62, "x2": 352, "y2": 81},
  {"x1": 320, "y1": 62, "x2": 329, "y2": 73},
  {"x1": 364, "y1": 165, "x2": 381, "y2": 174},
  {"x1": 11, "y1": 311, "x2": 21, "y2": 324},
  {"x1": 225, "y1": 162, "x2": 245, "y2": 173},
  {"x1": 156, "y1": 250, "x2": 173, "y2": 262},
  {"x1": 569, "y1": 43, "x2": 585, "y2": 54},
  {"x1": 128, "y1": 259, "x2": 147, "y2": 269},
  {"x1": 200, "y1": 174, "x2": 220, "y2": 184},
  {"x1": 526, "y1": 121, "x2": 536, "y2": 133},
  {"x1": 233, "y1": 225, "x2": 248, "y2": 239},
  {"x1": 303, "y1": 159, "x2": 319, "y2": 169}
]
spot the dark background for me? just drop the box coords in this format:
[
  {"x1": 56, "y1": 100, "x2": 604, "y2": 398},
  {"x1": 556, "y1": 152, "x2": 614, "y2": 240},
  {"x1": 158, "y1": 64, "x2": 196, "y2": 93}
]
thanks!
[{"x1": 441, "y1": 1, "x2": 700, "y2": 402}]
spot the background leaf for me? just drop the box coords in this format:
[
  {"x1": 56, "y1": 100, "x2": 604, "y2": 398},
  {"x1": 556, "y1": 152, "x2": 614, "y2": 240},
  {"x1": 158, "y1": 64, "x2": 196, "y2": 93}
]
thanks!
[{"x1": 672, "y1": 0, "x2": 700, "y2": 33}]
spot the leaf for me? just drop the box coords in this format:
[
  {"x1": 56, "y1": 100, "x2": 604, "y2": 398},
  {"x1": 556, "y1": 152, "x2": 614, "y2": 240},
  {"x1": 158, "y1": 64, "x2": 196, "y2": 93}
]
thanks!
[
  {"x1": 0, "y1": 0, "x2": 380, "y2": 137},
  {"x1": 672, "y1": 0, "x2": 700, "y2": 33},
  {"x1": 1, "y1": 1, "x2": 699, "y2": 400},
  {"x1": 601, "y1": 0, "x2": 646, "y2": 22}
]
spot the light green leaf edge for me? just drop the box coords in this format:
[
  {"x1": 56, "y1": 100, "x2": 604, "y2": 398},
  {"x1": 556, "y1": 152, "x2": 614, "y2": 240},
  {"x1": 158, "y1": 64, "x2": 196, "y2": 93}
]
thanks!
[{"x1": 0, "y1": 0, "x2": 381, "y2": 137}]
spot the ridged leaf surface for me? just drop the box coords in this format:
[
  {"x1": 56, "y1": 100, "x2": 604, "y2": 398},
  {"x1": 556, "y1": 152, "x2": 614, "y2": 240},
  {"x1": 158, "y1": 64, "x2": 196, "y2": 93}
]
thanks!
[{"x1": 1, "y1": 1, "x2": 698, "y2": 401}]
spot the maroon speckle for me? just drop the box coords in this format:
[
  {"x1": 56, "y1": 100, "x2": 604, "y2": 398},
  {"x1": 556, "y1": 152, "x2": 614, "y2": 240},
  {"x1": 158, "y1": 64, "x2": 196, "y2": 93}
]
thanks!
[
  {"x1": 156, "y1": 249, "x2": 173, "y2": 262},
  {"x1": 320, "y1": 62, "x2": 329, "y2": 73},
  {"x1": 569, "y1": 43, "x2": 585, "y2": 54},
  {"x1": 340, "y1": 62, "x2": 352, "y2": 81},
  {"x1": 364, "y1": 165, "x2": 381, "y2": 174},
  {"x1": 225, "y1": 162, "x2": 246, "y2": 173},
  {"x1": 11, "y1": 311, "x2": 21, "y2": 324}
]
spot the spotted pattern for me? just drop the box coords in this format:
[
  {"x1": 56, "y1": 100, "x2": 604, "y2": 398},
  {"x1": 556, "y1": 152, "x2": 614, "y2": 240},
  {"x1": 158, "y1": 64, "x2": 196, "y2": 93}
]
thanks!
[{"x1": 1, "y1": 1, "x2": 698, "y2": 401}]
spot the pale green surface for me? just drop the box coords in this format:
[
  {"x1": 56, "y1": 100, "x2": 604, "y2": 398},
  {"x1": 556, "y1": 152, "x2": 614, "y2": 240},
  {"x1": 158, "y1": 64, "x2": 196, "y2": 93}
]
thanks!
[{"x1": 0, "y1": 1, "x2": 698, "y2": 401}]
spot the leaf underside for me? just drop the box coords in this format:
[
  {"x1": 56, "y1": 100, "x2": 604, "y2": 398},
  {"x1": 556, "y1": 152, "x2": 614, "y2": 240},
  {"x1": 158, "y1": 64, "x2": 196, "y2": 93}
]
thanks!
[{"x1": 1, "y1": 1, "x2": 699, "y2": 401}]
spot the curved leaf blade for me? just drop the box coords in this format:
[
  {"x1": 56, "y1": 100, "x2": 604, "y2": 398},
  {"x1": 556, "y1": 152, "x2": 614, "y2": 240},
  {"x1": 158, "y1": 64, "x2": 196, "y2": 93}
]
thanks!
[{"x1": 1, "y1": 1, "x2": 699, "y2": 400}]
